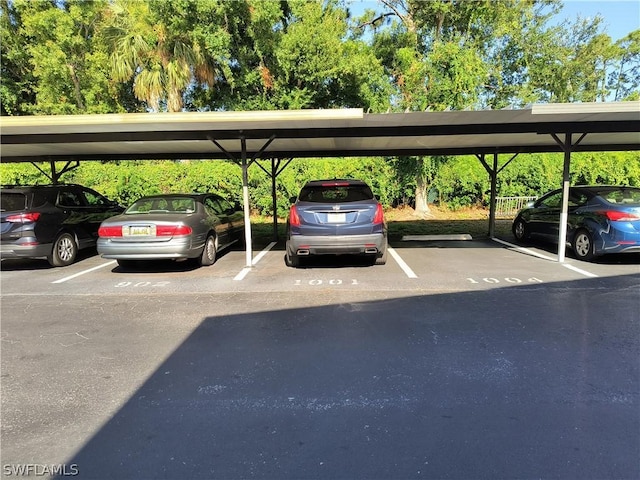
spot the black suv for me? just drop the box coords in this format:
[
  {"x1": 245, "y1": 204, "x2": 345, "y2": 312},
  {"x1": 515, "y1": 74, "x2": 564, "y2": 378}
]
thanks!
[{"x1": 1, "y1": 184, "x2": 123, "y2": 266}]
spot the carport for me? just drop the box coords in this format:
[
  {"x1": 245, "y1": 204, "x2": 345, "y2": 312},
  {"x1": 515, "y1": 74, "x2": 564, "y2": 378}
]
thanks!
[{"x1": 1, "y1": 101, "x2": 639, "y2": 264}]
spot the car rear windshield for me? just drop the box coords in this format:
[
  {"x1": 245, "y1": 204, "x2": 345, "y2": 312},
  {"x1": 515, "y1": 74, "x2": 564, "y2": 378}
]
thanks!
[
  {"x1": 597, "y1": 187, "x2": 640, "y2": 205},
  {"x1": 298, "y1": 184, "x2": 374, "y2": 203},
  {"x1": 126, "y1": 197, "x2": 196, "y2": 214},
  {"x1": 0, "y1": 193, "x2": 27, "y2": 212}
]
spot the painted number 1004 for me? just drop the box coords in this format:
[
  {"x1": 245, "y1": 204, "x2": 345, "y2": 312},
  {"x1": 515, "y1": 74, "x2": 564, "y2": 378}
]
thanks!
[{"x1": 466, "y1": 277, "x2": 542, "y2": 284}]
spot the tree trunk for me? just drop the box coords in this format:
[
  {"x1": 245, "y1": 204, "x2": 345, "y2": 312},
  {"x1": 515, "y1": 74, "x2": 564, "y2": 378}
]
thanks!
[{"x1": 414, "y1": 161, "x2": 431, "y2": 217}]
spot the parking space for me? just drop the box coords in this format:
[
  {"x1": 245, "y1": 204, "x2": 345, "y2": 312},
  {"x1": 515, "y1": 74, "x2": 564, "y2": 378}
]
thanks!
[
  {"x1": 2, "y1": 236, "x2": 639, "y2": 479},
  {"x1": 2, "y1": 236, "x2": 637, "y2": 297}
]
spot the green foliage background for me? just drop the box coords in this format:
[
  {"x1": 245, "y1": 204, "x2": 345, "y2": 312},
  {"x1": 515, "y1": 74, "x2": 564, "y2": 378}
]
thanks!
[
  {"x1": 1, "y1": 0, "x2": 639, "y2": 212},
  {"x1": 2, "y1": 151, "x2": 638, "y2": 217}
]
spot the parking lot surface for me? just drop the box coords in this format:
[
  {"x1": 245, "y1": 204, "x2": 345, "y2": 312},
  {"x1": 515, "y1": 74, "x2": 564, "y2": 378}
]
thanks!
[{"x1": 1, "y1": 236, "x2": 639, "y2": 479}]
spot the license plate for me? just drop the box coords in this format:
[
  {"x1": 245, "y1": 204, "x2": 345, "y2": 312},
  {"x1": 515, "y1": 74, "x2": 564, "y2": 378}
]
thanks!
[
  {"x1": 327, "y1": 213, "x2": 346, "y2": 223},
  {"x1": 123, "y1": 225, "x2": 154, "y2": 236}
]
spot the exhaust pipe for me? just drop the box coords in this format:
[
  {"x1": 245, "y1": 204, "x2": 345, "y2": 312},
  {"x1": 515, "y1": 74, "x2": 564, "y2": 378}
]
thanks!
[
  {"x1": 297, "y1": 249, "x2": 310, "y2": 255},
  {"x1": 364, "y1": 247, "x2": 378, "y2": 254}
]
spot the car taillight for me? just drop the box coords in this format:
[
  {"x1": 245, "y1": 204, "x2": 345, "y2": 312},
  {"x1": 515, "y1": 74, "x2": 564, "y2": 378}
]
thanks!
[
  {"x1": 289, "y1": 205, "x2": 301, "y2": 227},
  {"x1": 603, "y1": 210, "x2": 640, "y2": 222},
  {"x1": 373, "y1": 203, "x2": 384, "y2": 225},
  {"x1": 156, "y1": 225, "x2": 192, "y2": 236},
  {"x1": 5, "y1": 212, "x2": 41, "y2": 223},
  {"x1": 98, "y1": 226, "x2": 122, "y2": 237}
]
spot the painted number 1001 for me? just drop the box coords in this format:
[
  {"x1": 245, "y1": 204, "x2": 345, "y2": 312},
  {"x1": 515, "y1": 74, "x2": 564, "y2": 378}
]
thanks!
[{"x1": 294, "y1": 279, "x2": 359, "y2": 286}]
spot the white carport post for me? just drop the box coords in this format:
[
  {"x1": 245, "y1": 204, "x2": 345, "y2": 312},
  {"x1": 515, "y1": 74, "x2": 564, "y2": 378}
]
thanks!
[
  {"x1": 557, "y1": 133, "x2": 572, "y2": 263},
  {"x1": 209, "y1": 134, "x2": 277, "y2": 268},
  {"x1": 552, "y1": 132, "x2": 587, "y2": 263},
  {"x1": 240, "y1": 136, "x2": 253, "y2": 268}
]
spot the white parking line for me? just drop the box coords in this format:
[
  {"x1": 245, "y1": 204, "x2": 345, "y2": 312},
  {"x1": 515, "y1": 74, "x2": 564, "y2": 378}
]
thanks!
[
  {"x1": 234, "y1": 242, "x2": 277, "y2": 281},
  {"x1": 492, "y1": 238, "x2": 598, "y2": 278},
  {"x1": 492, "y1": 237, "x2": 556, "y2": 261},
  {"x1": 52, "y1": 261, "x2": 116, "y2": 284},
  {"x1": 561, "y1": 263, "x2": 598, "y2": 278},
  {"x1": 388, "y1": 247, "x2": 418, "y2": 278}
]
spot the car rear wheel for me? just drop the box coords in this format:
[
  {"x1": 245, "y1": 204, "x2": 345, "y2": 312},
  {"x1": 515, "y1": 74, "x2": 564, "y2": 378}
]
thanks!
[
  {"x1": 285, "y1": 250, "x2": 300, "y2": 268},
  {"x1": 199, "y1": 234, "x2": 217, "y2": 266},
  {"x1": 48, "y1": 233, "x2": 77, "y2": 267},
  {"x1": 375, "y1": 243, "x2": 388, "y2": 265},
  {"x1": 512, "y1": 217, "x2": 528, "y2": 242},
  {"x1": 573, "y1": 229, "x2": 595, "y2": 261}
]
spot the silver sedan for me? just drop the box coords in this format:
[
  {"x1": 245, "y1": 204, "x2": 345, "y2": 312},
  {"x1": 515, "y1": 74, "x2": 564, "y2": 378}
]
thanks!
[{"x1": 97, "y1": 193, "x2": 244, "y2": 268}]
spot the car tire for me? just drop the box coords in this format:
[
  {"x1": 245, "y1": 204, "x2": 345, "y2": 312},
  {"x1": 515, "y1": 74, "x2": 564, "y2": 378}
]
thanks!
[
  {"x1": 573, "y1": 229, "x2": 596, "y2": 261},
  {"x1": 285, "y1": 251, "x2": 300, "y2": 268},
  {"x1": 512, "y1": 217, "x2": 528, "y2": 242},
  {"x1": 375, "y1": 243, "x2": 388, "y2": 265},
  {"x1": 199, "y1": 234, "x2": 217, "y2": 266},
  {"x1": 48, "y1": 232, "x2": 78, "y2": 267}
]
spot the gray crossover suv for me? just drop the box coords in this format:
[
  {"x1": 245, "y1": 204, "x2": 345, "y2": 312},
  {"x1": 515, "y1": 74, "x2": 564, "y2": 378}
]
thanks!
[
  {"x1": 285, "y1": 179, "x2": 387, "y2": 267},
  {"x1": 1, "y1": 184, "x2": 123, "y2": 266}
]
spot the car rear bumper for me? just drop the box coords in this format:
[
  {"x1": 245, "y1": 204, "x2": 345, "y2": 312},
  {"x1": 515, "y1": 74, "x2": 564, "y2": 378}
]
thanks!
[
  {"x1": 598, "y1": 242, "x2": 640, "y2": 255},
  {"x1": 287, "y1": 233, "x2": 386, "y2": 256},
  {"x1": 596, "y1": 227, "x2": 640, "y2": 255},
  {"x1": 97, "y1": 238, "x2": 201, "y2": 260},
  {"x1": 0, "y1": 241, "x2": 52, "y2": 259}
]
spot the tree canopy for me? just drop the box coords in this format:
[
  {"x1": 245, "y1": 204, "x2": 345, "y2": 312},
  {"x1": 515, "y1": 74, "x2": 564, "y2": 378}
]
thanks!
[{"x1": 1, "y1": 0, "x2": 638, "y2": 211}]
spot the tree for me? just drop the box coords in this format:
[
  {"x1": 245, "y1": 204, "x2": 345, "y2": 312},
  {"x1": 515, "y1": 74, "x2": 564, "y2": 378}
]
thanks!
[
  {"x1": 1, "y1": 0, "x2": 37, "y2": 115},
  {"x1": 1, "y1": 0, "x2": 123, "y2": 115},
  {"x1": 189, "y1": 0, "x2": 391, "y2": 112},
  {"x1": 610, "y1": 30, "x2": 640, "y2": 101},
  {"x1": 363, "y1": 0, "x2": 539, "y2": 214},
  {"x1": 100, "y1": 0, "x2": 230, "y2": 112}
]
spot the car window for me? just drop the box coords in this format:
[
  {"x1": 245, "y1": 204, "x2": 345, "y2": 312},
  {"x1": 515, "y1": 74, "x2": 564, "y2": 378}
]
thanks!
[
  {"x1": 58, "y1": 190, "x2": 84, "y2": 207},
  {"x1": 205, "y1": 197, "x2": 225, "y2": 215},
  {"x1": 537, "y1": 192, "x2": 562, "y2": 208},
  {"x1": 217, "y1": 198, "x2": 233, "y2": 213},
  {"x1": 299, "y1": 185, "x2": 374, "y2": 203},
  {"x1": 126, "y1": 197, "x2": 195, "y2": 213},
  {"x1": 82, "y1": 188, "x2": 111, "y2": 207},
  {"x1": 569, "y1": 192, "x2": 589, "y2": 207},
  {"x1": 0, "y1": 192, "x2": 27, "y2": 211},
  {"x1": 599, "y1": 188, "x2": 640, "y2": 205},
  {"x1": 168, "y1": 198, "x2": 196, "y2": 213}
]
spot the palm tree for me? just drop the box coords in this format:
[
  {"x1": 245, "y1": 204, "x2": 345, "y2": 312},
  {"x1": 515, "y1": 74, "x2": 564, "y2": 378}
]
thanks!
[{"x1": 101, "y1": 0, "x2": 216, "y2": 112}]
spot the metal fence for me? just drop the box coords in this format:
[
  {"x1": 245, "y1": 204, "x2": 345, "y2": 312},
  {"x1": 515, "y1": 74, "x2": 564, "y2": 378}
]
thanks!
[{"x1": 495, "y1": 196, "x2": 537, "y2": 218}]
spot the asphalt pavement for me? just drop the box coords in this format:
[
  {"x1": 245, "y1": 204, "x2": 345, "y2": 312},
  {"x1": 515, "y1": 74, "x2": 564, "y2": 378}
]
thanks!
[{"x1": 1, "y1": 237, "x2": 639, "y2": 479}]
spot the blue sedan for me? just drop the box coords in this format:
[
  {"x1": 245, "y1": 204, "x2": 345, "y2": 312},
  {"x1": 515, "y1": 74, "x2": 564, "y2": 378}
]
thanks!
[{"x1": 512, "y1": 185, "x2": 640, "y2": 261}]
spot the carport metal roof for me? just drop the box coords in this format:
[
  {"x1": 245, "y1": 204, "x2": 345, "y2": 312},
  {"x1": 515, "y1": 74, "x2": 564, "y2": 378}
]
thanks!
[
  {"x1": 1, "y1": 102, "x2": 639, "y2": 162},
  {"x1": 1, "y1": 101, "x2": 639, "y2": 265}
]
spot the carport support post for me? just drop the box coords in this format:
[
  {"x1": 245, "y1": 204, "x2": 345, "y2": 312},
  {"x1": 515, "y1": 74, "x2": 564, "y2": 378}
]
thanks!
[
  {"x1": 557, "y1": 133, "x2": 572, "y2": 263},
  {"x1": 271, "y1": 159, "x2": 278, "y2": 241},
  {"x1": 241, "y1": 137, "x2": 253, "y2": 268},
  {"x1": 476, "y1": 153, "x2": 498, "y2": 238},
  {"x1": 488, "y1": 153, "x2": 499, "y2": 238}
]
